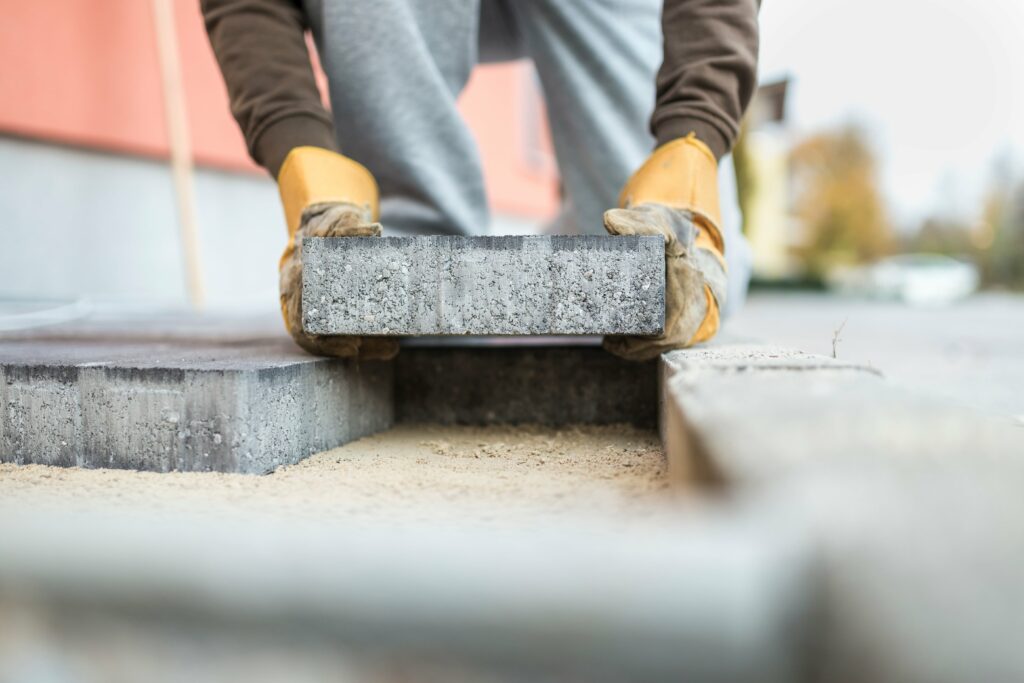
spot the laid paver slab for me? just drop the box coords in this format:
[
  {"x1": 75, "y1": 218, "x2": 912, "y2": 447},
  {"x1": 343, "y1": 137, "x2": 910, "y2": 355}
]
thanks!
[
  {"x1": 0, "y1": 318, "x2": 392, "y2": 474},
  {"x1": 301, "y1": 235, "x2": 665, "y2": 336},
  {"x1": 0, "y1": 316, "x2": 664, "y2": 472},
  {"x1": 667, "y1": 371, "x2": 1024, "y2": 484},
  {"x1": 659, "y1": 343, "x2": 1023, "y2": 485}
]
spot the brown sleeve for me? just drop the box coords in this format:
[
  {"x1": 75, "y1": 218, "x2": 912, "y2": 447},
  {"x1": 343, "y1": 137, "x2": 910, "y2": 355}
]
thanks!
[
  {"x1": 201, "y1": 0, "x2": 337, "y2": 177},
  {"x1": 653, "y1": 0, "x2": 760, "y2": 160}
]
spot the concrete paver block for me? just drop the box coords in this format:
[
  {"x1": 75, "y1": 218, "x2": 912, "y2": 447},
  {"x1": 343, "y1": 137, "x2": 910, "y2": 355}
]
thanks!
[
  {"x1": 659, "y1": 343, "x2": 1023, "y2": 485},
  {"x1": 0, "y1": 318, "x2": 393, "y2": 474},
  {"x1": 658, "y1": 344, "x2": 879, "y2": 485},
  {"x1": 301, "y1": 235, "x2": 665, "y2": 336}
]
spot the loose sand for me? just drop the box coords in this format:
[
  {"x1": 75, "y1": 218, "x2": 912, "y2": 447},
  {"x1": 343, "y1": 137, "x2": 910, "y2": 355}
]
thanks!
[{"x1": 0, "y1": 424, "x2": 667, "y2": 523}]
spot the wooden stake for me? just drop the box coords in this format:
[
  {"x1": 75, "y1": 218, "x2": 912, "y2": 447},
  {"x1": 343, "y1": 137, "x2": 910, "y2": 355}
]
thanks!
[{"x1": 151, "y1": 0, "x2": 205, "y2": 310}]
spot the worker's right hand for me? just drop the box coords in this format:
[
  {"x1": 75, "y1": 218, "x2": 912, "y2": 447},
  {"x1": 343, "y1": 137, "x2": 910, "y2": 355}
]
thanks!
[
  {"x1": 277, "y1": 147, "x2": 399, "y2": 360},
  {"x1": 602, "y1": 134, "x2": 728, "y2": 361}
]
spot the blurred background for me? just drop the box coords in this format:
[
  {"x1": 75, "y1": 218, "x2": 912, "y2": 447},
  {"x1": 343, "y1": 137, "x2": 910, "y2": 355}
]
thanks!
[
  {"x1": 747, "y1": 0, "x2": 1024, "y2": 300},
  {"x1": 0, "y1": 0, "x2": 1022, "y2": 309}
]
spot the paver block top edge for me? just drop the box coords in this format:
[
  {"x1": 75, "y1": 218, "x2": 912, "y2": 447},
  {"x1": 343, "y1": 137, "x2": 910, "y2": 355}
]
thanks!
[
  {"x1": 0, "y1": 341, "x2": 342, "y2": 374},
  {"x1": 306, "y1": 234, "x2": 662, "y2": 252}
]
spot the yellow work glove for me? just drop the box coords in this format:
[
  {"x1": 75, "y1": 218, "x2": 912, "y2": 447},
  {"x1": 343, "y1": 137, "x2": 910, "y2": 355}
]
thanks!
[
  {"x1": 603, "y1": 133, "x2": 727, "y2": 361},
  {"x1": 277, "y1": 146, "x2": 399, "y2": 360}
]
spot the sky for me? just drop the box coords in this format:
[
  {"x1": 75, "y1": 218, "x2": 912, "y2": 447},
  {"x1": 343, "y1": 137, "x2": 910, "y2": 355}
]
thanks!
[{"x1": 758, "y1": 0, "x2": 1024, "y2": 229}]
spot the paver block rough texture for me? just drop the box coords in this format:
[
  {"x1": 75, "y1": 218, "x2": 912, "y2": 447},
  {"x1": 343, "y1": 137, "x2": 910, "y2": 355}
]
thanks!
[
  {"x1": 302, "y1": 235, "x2": 665, "y2": 336},
  {"x1": 0, "y1": 322, "x2": 393, "y2": 474}
]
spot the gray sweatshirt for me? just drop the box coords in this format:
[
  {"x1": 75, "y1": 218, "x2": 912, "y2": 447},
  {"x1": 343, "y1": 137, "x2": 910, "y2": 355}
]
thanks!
[{"x1": 201, "y1": 0, "x2": 759, "y2": 177}]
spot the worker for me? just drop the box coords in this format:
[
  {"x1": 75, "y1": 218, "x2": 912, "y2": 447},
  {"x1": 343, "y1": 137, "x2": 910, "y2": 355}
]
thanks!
[{"x1": 202, "y1": 0, "x2": 759, "y2": 360}]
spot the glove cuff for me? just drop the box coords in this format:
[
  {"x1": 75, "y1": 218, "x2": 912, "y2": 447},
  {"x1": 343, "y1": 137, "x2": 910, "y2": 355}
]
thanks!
[
  {"x1": 688, "y1": 285, "x2": 721, "y2": 345},
  {"x1": 277, "y1": 147, "x2": 379, "y2": 237},
  {"x1": 619, "y1": 133, "x2": 724, "y2": 254}
]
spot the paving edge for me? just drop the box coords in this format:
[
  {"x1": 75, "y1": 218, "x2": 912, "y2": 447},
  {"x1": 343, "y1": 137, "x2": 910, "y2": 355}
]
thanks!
[{"x1": 658, "y1": 342, "x2": 1023, "y2": 487}]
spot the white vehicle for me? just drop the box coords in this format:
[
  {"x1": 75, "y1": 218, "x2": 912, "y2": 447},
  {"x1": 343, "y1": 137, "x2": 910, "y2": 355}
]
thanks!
[{"x1": 827, "y1": 254, "x2": 979, "y2": 306}]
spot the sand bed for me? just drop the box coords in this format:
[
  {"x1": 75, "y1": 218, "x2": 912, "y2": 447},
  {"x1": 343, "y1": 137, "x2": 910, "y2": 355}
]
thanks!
[{"x1": 0, "y1": 424, "x2": 667, "y2": 523}]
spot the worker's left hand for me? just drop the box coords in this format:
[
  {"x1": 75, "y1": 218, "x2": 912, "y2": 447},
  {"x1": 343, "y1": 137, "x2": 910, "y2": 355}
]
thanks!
[{"x1": 603, "y1": 134, "x2": 728, "y2": 361}]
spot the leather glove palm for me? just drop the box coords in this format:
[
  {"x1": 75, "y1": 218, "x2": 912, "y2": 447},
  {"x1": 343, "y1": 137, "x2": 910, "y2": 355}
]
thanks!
[{"x1": 277, "y1": 147, "x2": 398, "y2": 360}]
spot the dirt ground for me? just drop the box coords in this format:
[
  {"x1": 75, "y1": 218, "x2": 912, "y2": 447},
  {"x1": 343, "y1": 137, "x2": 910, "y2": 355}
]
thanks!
[{"x1": 0, "y1": 424, "x2": 667, "y2": 523}]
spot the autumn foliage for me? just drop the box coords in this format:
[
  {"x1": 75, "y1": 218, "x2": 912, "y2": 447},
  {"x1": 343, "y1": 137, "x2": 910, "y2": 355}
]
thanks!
[{"x1": 789, "y1": 127, "x2": 894, "y2": 275}]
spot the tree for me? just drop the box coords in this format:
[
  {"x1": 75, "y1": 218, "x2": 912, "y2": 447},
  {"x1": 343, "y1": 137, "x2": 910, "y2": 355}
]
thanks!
[
  {"x1": 984, "y1": 181, "x2": 1024, "y2": 289},
  {"x1": 789, "y1": 126, "x2": 894, "y2": 275}
]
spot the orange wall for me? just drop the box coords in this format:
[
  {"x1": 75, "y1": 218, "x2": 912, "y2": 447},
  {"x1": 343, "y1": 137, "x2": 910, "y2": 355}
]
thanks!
[
  {"x1": 0, "y1": 0, "x2": 557, "y2": 218},
  {"x1": 0, "y1": 2, "x2": 171, "y2": 160},
  {"x1": 460, "y1": 65, "x2": 559, "y2": 218}
]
